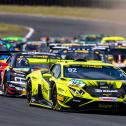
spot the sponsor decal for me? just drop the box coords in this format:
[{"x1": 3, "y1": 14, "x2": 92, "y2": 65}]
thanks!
[
  {"x1": 95, "y1": 89, "x2": 118, "y2": 93},
  {"x1": 69, "y1": 79, "x2": 85, "y2": 87},
  {"x1": 99, "y1": 82, "x2": 106, "y2": 86},
  {"x1": 98, "y1": 104, "x2": 113, "y2": 109},
  {"x1": 99, "y1": 97, "x2": 117, "y2": 101}
]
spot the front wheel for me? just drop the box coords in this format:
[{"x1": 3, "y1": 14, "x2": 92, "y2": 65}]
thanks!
[
  {"x1": 3, "y1": 84, "x2": 7, "y2": 96},
  {"x1": 3, "y1": 74, "x2": 9, "y2": 96},
  {"x1": 26, "y1": 79, "x2": 32, "y2": 104},
  {"x1": 51, "y1": 84, "x2": 61, "y2": 110},
  {"x1": 2, "y1": 72, "x2": 9, "y2": 96}
]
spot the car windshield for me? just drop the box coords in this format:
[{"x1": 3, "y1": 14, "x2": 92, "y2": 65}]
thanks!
[
  {"x1": 64, "y1": 65, "x2": 126, "y2": 80},
  {"x1": 16, "y1": 57, "x2": 29, "y2": 68}
]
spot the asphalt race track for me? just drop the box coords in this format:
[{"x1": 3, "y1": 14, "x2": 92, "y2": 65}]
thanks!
[
  {"x1": 1, "y1": 14, "x2": 126, "y2": 126},
  {"x1": 1, "y1": 14, "x2": 126, "y2": 40}
]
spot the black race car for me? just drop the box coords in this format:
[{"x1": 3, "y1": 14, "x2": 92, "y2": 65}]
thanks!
[{"x1": 1, "y1": 52, "x2": 57, "y2": 97}]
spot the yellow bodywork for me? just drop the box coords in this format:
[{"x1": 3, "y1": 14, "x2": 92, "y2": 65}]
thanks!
[
  {"x1": 26, "y1": 60, "x2": 126, "y2": 110},
  {"x1": 101, "y1": 36, "x2": 126, "y2": 43}
]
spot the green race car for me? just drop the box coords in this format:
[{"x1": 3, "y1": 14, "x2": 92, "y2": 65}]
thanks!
[
  {"x1": 3, "y1": 36, "x2": 26, "y2": 42},
  {"x1": 26, "y1": 60, "x2": 126, "y2": 111}
]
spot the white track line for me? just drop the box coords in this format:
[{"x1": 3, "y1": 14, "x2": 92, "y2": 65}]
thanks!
[{"x1": 24, "y1": 27, "x2": 35, "y2": 41}]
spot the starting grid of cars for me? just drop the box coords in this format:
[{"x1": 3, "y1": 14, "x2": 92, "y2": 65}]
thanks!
[{"x1": 1, "y1": 34, "x2": 126, "y2": 111}]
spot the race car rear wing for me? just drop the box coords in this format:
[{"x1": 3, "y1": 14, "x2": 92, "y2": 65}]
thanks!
[
  {"x1": 22, "y1": 52, "x2": 59, "y2": 58},
  {"x1": 20, "y1": 52, "x2": 74, "y2": 64},
  {"x1": 14, "y1": 52, "x2": 61, "y2": 64}
]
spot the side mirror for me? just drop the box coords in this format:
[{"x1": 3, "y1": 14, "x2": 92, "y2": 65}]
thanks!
[{"x1": 43, "y1": 73, "x2": 52, "y2": 78}]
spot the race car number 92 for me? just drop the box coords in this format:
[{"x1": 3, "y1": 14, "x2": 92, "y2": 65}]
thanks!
[{"x1": 68, "y1": 68, "x2": 77, "y2": 73}]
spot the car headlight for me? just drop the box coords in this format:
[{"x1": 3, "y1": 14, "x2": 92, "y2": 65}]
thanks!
[
  {"x1": 68, "y1": 79, "x2": 86, "y2": 87},
  {"x1": 70, "y1": 87, "x2": 84, "y2": 95}
]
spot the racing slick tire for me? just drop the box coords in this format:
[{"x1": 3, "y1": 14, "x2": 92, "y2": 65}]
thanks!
[
  {"x1": 26, "y1": 79, "x2": 32, "y2": 104},
  {"x1": 3, "y1": 71, "x2": 10, "y2": 96},
  {"x1": 51, "y1": 84, "x2": 62, "y2": 111},
  {"x1": 3, "y1": 84, "x2": 7, "y2": 96}
]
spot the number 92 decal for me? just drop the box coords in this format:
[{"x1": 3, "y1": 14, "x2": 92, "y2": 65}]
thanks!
[{"x1": 68, "y1": 68, "x2": 77, "y2": 73}]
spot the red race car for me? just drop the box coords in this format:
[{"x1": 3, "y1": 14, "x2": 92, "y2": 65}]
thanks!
[
  {"x1": 0, "y1": 62, "x2": 8, "y2": 72},
  {"x1": 0, "y1": 61, "x2": 8, "y2": 95}
]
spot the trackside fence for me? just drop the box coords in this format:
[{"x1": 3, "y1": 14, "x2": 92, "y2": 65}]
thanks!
[{"x1": 0, "y1": 0, "x2": 116, "y2": 8}]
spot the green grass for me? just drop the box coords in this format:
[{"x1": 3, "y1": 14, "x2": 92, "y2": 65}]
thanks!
[
  {"x1": 0, "y1": 23, "x2": 28, "y2": 38},
  {"x1": 0, "y1": 5, "x2": 125, "y2": 22}
]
